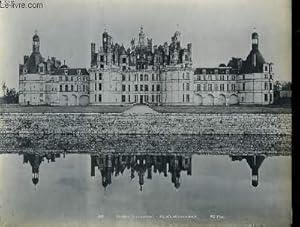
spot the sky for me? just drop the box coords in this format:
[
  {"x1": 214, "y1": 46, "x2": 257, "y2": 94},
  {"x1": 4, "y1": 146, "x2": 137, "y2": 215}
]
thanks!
[{"x1": 0, "y1": 0, "x2": 291, "y2": 95}]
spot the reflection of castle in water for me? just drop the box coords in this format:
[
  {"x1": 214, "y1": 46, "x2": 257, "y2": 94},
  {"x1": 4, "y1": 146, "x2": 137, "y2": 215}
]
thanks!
[
  {"x1": 91, "y1": 153, "x2": 192, "y2": 190},
  {"x1": 21, "y1": 152, "x2": 266, "y2": 189},
  {"x1": 230, "y1": 155, "x2": 265, "y2": 187},
  {"x1": 22, "y1": 152, "x2": 65, "y2": 185}
]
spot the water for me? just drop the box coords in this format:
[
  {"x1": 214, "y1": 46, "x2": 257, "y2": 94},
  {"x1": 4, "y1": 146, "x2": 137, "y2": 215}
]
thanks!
[{"x1": 0, "y1": 152, "x2": 291, "y2": 226}]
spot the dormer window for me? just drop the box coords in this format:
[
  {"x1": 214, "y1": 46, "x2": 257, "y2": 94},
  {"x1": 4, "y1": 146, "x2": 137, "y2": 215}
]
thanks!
[
  {"x1": 77, "y1": 69, "x2": 82, "y2": 75},
  {"x1": 264, "y1": 65, "x2": 268, "y2": 71},
  {"x1": 64, "y1": 70, "x2": 68, "y2": 75},
  {"x1": 39, "y1": 66, "x2": 44, "y2": 73}
]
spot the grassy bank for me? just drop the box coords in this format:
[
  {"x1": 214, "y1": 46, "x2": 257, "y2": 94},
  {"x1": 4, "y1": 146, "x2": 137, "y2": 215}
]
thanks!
[{"x1": 0, "y1": 104, "x2": 291, "y2": 114}]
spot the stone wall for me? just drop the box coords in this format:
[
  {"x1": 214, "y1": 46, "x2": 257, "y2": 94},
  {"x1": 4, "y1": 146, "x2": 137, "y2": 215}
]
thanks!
[{"x1": 0, "y1": 113, "x2": 291, "y2": 135}]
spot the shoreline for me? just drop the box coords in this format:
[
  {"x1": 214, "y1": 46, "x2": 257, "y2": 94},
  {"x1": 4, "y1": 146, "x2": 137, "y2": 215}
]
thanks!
[{"x1": 0, "y1": 104, "x2": 292, "y2": 114}]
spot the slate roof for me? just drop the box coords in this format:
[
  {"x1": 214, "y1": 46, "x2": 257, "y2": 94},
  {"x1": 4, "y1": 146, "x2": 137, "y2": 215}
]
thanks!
[
  {"x1": 240, "y1": 49, "x2": 266, "y2": 74},
  {"x1": 24, "y1": 52, "x2": 44, "y2": 73},
  {"x1": 194, "y1": 67, "x2": 237, "y2": 75},
  {"x1": 53, "y1": 68, "x2": 89, "y2": 75}
]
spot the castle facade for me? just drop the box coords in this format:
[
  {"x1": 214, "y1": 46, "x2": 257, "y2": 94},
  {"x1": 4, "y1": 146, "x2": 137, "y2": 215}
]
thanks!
[{"x1": 19, "y1": 28, "x2": 274, "y2": 106}]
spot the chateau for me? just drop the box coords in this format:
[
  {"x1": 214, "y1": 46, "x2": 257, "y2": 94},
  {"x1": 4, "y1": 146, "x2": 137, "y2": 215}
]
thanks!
[{"x1": 19, "y1": 28, "x2": 274, "y2": 106}]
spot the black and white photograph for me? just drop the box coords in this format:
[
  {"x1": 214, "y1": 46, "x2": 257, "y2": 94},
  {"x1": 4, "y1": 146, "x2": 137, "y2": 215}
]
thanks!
[{"x1": 0, "y1": 0, "x2": 292, "y2": 226}]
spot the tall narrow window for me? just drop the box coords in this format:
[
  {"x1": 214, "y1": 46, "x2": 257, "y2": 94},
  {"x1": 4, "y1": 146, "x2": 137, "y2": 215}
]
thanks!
[
  {"x1": 264, "y1": 83, "x2": 268, "y2": 90},
  {"x1": 99, "y1": 83, "x2": 102, "y2": 91},
  {"x1": 264, "y1": 94, "x2": 268, "y2": 102},
  {"x1": 98, "y1": 94, "x2": 102, "y2": 102},
  {"x1": 186, "y1": 94, "x2": 190, "y2": 102}
]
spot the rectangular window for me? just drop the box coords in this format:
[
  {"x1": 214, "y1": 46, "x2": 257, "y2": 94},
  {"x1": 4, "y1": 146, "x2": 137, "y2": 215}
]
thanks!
[
  {"x1": 145, "y1": 85, "x2": 149, "y2": 91},
  {"x1": 95, "y1": 94, "x2": 96, "y2": 102},
  {"x1": 270, "y1": 94, "x2": 273, "y2": 102},
  {"x1": 128, "y1": 85, "x2": 130, "y2": 91},
  {"x1": 157, "y1": 84, "x2": 160, "y2": 91},
  {"x1": 95, "y1": 83, "x2": 97, "y2": 91},
  {"x1": 100, "y1": 55, "x2": 104, "y2": 62},
  {"x1": 140, "y1": 85, "x2": 143, "y2": 91},
  {"x1": 231, "y1": 84, "x2": 235, "y2": 91},
  {"x1": 122, "y1": 58, "x2": 126, "y2": 64},
  {"x1": 99, "y1": 83, "x2": 102, "y2": 91},
  {"x1": 122, "y1": 85, "x2": 126, "y2": 91},
  {"x1": 269, "y1": 83, "x2": 272, "y2": 90},
  {"x1": 135, "y1": 85, "x2": 138, "y2": 91},
  {"x1": 128, "y1": 95, "x2": 131, "y2": 102},
  {"x1": 203, "y1": 84, "x2": 207, "y2": 91},
  {"x1": 140, "y1": 74, "x2": 143, "y2": 81},
  {"x1": 152, "y1": 85, "x2": 155, "y2": 91},
  {"x1": 186, "y1": 83, "x2": 190, "y2": 91},
  {"x1": 243, "y1": 75, "x2": 245, "y2": 80},
  {"x1": 264, "y1": 94, "x2": 268, "y2": 102},
  {"x1": 135, "y1": 95, "x2": 138, "y2": 103},
  {"x1": 145, "y1": 74, "x2": 148, "y2": 81},
  {"x1": 197, "y1": 84, "x2": 201, "y2": 91},
  {"x1": 122, "y1": 95, "x2": 126, "y2": 102},
  {"x1": 186, "y1": 94, "x2": 190, "y2": 102},
  {"x1": 152, "y1": 95, "x2": 155, "y2": 102},
  {"x1": 152, "y1": 74, "x2": 155, "y2": 81},
  {"x1": 122, "y1": 74, "x2": 126, "y2": 81},
  {"x1": 71, "y1": 85, "x2": 74, "y2": 91},
  {"x1": 99, "y1": 73, "x2": 102, "y2": 80},
  {"x1": 60, "y1": 85, "x2": 62, "y2": 92},
  {"x1": 214, "y1": 84, "x2": 218, "y2": 91},
  {"x1": 208, "y1": 84, "x2": 212, "y2": 91},
  {"x1": 183, "y1": 94, "x2": 185, "y2": 102},
  {"x1": 242, "y1": 83, "x2": 245, "y2": 91},
  {"x1": 264, "y1": 82, "x2": 268, "y2": 90},
  {"x1": 98, "y1": 94, "x2": 102, "y2": 102},
  {"x1": 65, "y1": 85, "x2": 68, "y2": 92}
]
